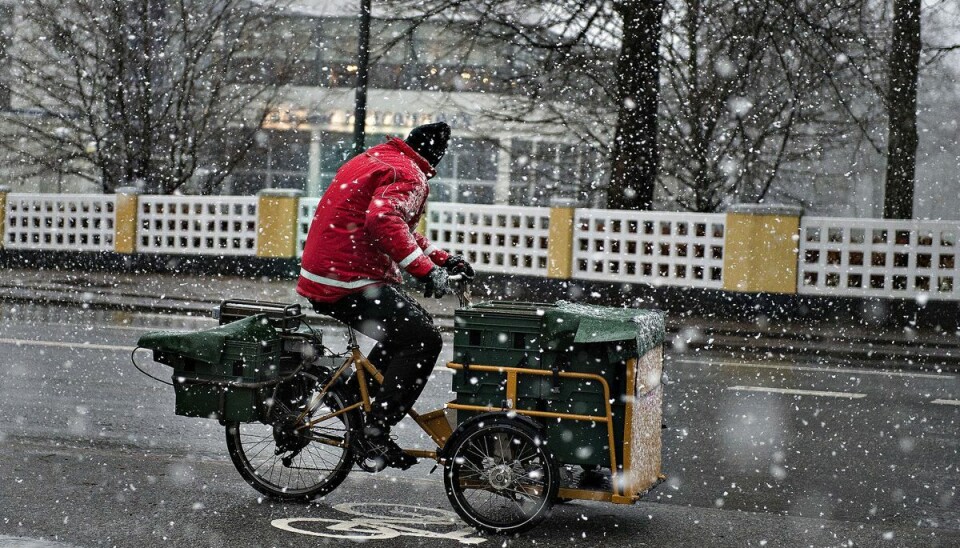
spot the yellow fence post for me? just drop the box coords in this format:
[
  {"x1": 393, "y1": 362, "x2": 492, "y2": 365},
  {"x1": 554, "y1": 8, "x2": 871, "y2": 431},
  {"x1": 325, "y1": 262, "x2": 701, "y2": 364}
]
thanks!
[
  {"x1": 257, "y1": 189, "x2": 303, "y2": 258},
  {"x1": 114, "y1": 186, "x2": 139, "y2": 254},
  {"x1": 0, "y1": 185, "x2": 9, "y2": 249},
  {"x1": 547, "y1": 198, "x2": 577, "y2": 279},
  {"x1": 723, "y1": 204, "x2": 803, "y2": 294}
]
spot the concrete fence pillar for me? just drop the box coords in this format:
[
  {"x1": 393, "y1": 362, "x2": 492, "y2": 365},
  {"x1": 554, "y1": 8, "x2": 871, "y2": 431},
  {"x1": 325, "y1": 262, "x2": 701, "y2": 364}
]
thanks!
[
  {"x1": 722, "y1": 204, "x2": 803, "y2": 294},
  {"x1": 547, "y1": 197, "x2": 578, "y2": 280},
  {"x1": 257, "y1": 188, "x2": 303, "y2": 258},
  {"x1": 0, "y1": 185, "x2": 9, "y2": 249},
  {"x1": 114, "y1": 186, "x2": 140, "y2": 254}
]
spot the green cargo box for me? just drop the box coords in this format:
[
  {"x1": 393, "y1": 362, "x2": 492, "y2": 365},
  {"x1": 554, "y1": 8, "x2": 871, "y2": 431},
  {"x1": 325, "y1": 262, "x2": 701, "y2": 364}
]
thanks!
[
  {"x1": 172, "y1": 382, "x2": 265, "y2": 423},
  {"x1": 452, "y1": 301, "x2": 664, "y2": 468},
  {"x1": 453, "y1": 302, "x2": 554, "y2": 408},
  {"x1": 140, "y1": 314, "x2": 281, "y2": 380},
  {"x1": 139, "y1": 314, "x2": 282, "y2": 422}
]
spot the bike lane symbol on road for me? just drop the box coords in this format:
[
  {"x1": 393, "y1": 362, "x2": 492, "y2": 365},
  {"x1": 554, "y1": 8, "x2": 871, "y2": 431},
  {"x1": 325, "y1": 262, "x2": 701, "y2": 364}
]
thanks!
[{"x1": 271, "y1": 502, "x2": 487, "y2": 544}]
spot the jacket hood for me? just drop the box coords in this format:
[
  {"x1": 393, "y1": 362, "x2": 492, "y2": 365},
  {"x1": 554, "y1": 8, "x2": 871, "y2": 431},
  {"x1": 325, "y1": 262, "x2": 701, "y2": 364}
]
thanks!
[{"x1": 384, "y1": 137, "x2": 437, "y2": 179}]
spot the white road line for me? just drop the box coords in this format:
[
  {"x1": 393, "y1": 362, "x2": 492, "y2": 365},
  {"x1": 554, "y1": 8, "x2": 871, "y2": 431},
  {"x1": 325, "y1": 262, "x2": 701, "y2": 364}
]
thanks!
[
  {"x1": 0, "y1": 535, "x2": 79, "y2": 548},
  {"x1": 677, "y1": 359, "x2": 953, "y2": 380},
  {"x1": 931, "y1": 399, "x2": 960, "y2": 406},
  {"x1": 727, "y1": 385, "x2": 867, "y2": 399},
  {"x1": 0, "y1": 337, "x2": 138, "y2": 352}
]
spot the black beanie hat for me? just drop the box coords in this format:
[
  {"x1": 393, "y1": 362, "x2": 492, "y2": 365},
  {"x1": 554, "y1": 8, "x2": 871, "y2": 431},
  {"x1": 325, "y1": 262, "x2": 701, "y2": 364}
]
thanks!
[{"x1": 405, "y1": 122, "x2": 451, "y2": 167}]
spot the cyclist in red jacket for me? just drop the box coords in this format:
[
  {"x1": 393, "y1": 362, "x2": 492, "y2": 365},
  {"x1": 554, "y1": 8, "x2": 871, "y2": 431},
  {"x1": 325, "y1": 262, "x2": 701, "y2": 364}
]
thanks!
[{"x1": 297, "y1": 122, "x2": 473, "y2": 469}]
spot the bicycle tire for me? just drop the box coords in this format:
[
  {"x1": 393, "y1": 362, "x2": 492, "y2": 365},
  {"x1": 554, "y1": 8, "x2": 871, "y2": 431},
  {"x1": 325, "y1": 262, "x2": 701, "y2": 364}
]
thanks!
[
  {"x1": 443, "y1": 414, "x2": 559, "y2": 534},
  {"x1": 226, "y1": 370, "x2": 359, "y2": 501}
]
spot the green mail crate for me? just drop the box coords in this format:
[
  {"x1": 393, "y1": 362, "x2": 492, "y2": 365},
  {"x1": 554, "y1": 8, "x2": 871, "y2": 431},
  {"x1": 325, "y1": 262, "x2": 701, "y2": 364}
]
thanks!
[
  {"x1": 452, "y1": 301, "x2": 664, "y2": 469},
  {"x1": 453, "y1": 302, "x2": 556, "y2": 418},
  {"x1": 139, "y1": 314, "x2": 281, "y2": 422},
  {"x1": 540, "y1": 342, "x2": 633, "y2": 467}
]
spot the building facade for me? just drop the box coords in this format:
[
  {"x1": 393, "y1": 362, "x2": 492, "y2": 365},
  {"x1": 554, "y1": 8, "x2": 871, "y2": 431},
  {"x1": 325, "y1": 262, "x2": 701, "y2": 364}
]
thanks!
[{"x1": 224, "y1": 3, "x2": 606, "y2": 207}]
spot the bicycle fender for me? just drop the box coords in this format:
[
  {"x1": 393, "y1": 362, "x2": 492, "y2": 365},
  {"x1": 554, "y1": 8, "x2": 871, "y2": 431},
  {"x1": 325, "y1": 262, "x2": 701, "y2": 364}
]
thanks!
[{"x1": 438, "y1": 411, "x2": 545, "y2": 461}]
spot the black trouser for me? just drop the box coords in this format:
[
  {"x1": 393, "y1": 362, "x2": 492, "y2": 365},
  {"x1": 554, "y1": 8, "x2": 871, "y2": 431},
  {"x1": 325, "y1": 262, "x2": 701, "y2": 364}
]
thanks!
[{"x1": 310, "y1": 285, "x2": 442, "y2": 429}]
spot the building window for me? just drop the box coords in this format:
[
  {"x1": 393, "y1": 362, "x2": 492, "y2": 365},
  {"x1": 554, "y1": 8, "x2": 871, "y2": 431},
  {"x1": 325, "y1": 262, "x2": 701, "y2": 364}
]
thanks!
[
  {"x1": 278, "y1": 16, "x2": 515, "y2": 93},
  {"x1": 431, "y1": 137, "x2": 499, "y2": 204},
  {"x1": 231, "y1": 130, "x2": 310, "y2": 194},
  {"x1": 509, "y1": 139, "x2": 606, "y2": 206},
  {"x1": 312, "y1": 132, "x2": 497, "y2": 204}
]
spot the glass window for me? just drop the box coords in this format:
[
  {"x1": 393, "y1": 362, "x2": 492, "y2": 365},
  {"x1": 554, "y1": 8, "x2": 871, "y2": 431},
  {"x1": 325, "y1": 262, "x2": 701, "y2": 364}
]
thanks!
[
  {"x1": 457, "y1": 183, "x2": 495, "y2": 204},
  {"x1": 317, "y1": 17, "x2": 359, "y2": 64},
  {"x1": 429, "y1": 180, "x2": 455, "y2": 202},
  {"x1": 430, "y1": 137, "x2": 499, "y2": 204},
  {"x1": 452, "y1": 139, "x2": 499, "y2": 181},
  {"x1": 231, "y1": 172, "x2": 267, "y2": 195},
  {"x1": 319, "y1": 132, "x2": 353, "y2": 177},
  {"x1": 230, "y1": 130, "x2": 310, "y2": 194},
  {"x1": 272, "y1": 133, "x2": 310, "y2": 172},
  {"x1": 371, "y1": 20, "x2": 412, "y2": 64},
  {"x1": 508, "y1": 139, "x2": 607, "y2": 206}
]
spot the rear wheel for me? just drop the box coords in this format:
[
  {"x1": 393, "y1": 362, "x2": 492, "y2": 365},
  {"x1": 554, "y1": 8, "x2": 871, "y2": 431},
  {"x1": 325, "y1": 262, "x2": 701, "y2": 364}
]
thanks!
[
  {"x1": 443, "y1": 415, "x2": 559, "y2": 534},
  {"x1": 226, "y1": 370, "x2": 358, "y2": 501}
]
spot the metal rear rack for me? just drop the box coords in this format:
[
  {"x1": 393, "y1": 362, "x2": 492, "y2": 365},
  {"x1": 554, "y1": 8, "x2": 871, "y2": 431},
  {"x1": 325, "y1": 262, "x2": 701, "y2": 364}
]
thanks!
[{"x1": 216, "y1": 299, "x2": 304, "y2": 332}]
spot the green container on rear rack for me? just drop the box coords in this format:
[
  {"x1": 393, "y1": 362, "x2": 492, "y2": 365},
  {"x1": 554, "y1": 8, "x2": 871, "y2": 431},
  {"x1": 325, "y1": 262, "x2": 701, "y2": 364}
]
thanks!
[
  {"x1": 168, "y1": 339, "x2": 281, "y2": 422},
  {"x1": 140, "y1": 314, "x2": 282, "y2": 423},
  {"x1": 452, "y1": 302, "x2": 637, "y2": 468}
]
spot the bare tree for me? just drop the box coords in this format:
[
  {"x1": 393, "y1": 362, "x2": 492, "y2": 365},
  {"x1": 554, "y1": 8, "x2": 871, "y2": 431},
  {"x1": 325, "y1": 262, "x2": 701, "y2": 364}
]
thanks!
[
  {"x1": 883, "y1": 0, "x2": 920, "y2": 219},
  {"x1": 0, "y1": 0, "x2": 300, "y2": 194},
  {"x1": 383, "y1": 0, "x2": 887, "y2": 212},
  {"x1": 659, "y1": 0, "x2": 888, "y2": 212},
  {"x1": 381, "y1": 1, "x2": 657, "y2": 209}
]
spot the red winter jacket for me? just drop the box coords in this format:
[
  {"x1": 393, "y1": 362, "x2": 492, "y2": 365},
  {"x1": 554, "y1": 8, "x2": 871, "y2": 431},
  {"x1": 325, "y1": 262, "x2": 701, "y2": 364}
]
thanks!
[{"x1": 296, "y1": 137, "x2": 450, "y2": 303}]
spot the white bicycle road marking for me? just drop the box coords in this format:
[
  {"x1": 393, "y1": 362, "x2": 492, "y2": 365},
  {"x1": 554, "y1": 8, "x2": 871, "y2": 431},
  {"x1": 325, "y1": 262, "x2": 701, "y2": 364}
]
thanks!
[{"x1": 271, "y1": 502, "x2": 486, "y2": 544}]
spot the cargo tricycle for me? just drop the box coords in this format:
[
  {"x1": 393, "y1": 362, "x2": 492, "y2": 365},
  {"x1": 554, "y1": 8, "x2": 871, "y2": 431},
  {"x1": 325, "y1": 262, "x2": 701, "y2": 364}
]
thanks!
[{"x1": 135, "y1": 283, "x2": 665, "y2": 535}]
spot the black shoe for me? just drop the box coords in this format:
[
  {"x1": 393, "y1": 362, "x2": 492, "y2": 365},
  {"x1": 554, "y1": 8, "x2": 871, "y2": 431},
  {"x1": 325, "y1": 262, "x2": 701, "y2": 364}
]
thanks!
[{"x1": 359, "y1": 425, "x2": 418, "y2": 471}]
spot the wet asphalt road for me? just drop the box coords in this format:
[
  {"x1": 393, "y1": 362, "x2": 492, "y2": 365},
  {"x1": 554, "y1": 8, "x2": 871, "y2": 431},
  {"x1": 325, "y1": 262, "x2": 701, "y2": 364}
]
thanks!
[{"x1": 0, "y1": 303, "x2": 958, "y2": 547}]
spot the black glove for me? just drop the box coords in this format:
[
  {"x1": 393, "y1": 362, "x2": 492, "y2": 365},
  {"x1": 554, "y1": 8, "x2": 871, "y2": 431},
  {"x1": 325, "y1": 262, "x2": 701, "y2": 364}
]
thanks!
[
  {"x1": 420, "y1": 267, "x2": 451, "y2": 299},
  {"x1": 443, "y1": 255, "x2": 475, "y2": 279}
]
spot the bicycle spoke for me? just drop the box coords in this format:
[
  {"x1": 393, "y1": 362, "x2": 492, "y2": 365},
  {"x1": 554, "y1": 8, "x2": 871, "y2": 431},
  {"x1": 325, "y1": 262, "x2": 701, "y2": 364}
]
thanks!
[{"x1": 226, "y1": 367, "x2": 363, "y2": 500}]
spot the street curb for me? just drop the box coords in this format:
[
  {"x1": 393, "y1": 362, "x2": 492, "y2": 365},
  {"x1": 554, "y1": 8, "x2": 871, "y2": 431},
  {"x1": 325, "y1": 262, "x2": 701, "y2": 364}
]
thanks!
[{"x1": 3, "y1": 288, "x2": 959, "y2": 372}]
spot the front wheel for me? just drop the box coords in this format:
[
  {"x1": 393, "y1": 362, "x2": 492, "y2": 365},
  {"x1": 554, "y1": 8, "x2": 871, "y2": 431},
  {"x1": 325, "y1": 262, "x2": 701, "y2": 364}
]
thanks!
[
  {"x1": 226, "y1": 371, "x2": 358, "y2": 501},
  {"x1": 443, "y1": 414, "x2": 559, "y2": 534}
]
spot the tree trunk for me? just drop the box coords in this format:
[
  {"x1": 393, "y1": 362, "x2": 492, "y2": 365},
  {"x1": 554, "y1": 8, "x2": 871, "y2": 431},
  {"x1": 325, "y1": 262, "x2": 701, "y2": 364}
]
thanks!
[
  {"x1": 883, "y1": 0, "x2": 920, "y2": 219},
  {"x1": 606, "y1": 0, "x2": 664, "y2": 210}
]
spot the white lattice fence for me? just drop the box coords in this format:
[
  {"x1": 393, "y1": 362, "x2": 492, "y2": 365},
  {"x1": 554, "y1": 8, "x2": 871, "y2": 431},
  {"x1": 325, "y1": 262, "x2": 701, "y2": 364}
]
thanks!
[
  {"x1": 572, "y1": 210, "x2": 726, "y2": 288},
  {"x1": 798, "y1": 217, "x2": 960, "y2": 300},
  {"x1": 297, "y1": 197, "x2": 320, "y2": 257},
  {"x1": 427, "y1": 203, "x2": 551, "y2": 276},
  {"x1": 137, "y1": 196, "x2": 258, "y2": 255},
  {"x1": 3, "y1": 193, "x2": 116, "y2": 251}
]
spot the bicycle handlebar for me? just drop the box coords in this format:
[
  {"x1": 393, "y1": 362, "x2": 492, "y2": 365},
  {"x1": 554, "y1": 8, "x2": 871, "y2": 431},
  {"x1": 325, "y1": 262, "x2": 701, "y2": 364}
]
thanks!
[{"x1": 447, "y1": 273, "x2": 472, "y2": 308}]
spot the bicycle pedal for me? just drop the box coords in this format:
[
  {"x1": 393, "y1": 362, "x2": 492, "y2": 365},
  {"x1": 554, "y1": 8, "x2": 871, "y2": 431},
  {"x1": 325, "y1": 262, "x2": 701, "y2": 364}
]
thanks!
[{"x1": 357, "y1": 453, "x2": 389, "y2": 473}]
